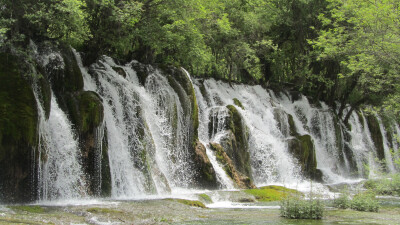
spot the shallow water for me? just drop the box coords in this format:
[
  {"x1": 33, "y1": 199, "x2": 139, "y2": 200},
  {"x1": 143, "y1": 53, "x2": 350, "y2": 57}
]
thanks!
[{"x1": 1, "y1": 195, "x2": 400, "y2": 225}]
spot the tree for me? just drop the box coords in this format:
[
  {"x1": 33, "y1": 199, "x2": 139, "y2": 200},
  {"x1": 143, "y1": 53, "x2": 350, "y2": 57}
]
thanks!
[
  {"x1": 0, "y1": 0, "x2": 90, "y2": 48},
  {"x1": 312, "y1": 0, "x2": 400, "y2": 121}
]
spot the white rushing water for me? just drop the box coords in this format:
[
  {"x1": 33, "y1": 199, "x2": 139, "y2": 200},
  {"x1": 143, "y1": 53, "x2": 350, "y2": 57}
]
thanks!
[{"x1": 34, "y1": 89, "x2": 88, "y2": 201}]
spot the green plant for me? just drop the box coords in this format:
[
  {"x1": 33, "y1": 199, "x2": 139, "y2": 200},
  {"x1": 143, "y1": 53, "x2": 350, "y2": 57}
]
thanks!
[
  {"x1": 280, "y1": 196, "x2": 324, "y2": 219},
  {"x1": 350, "y1": 192, "x2": 380, "y2": 212},
  {"x1": 333, "y1": 193, "x2": 351, "y2": 209}
]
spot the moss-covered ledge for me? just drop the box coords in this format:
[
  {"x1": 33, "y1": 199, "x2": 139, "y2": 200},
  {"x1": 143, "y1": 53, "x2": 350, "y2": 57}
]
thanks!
[{"x1": 0, "y1": 53, "x2": 38, "y2": 203}]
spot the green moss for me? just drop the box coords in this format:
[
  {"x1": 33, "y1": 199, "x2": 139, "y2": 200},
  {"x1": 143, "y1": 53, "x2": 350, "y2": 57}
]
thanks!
[
  {"x1": 38, "y1": 76, "x2": 51, "y2": 119},
  {"x1": 233, "y1": 98, "x2": 245, "y2": 110},
  {"x1": 167, "y1": 199, "x2": 206, "y2": 208},
  {"x1": 60, "y1": 45, "x2": 84, "y2": 93},
  {"x1": 244, "y1": 185, "x2": 301, "y2": 202},
  {"x1": 287, "y1": 114, "x2": 297, "y2": 136},
  {"x1": 0, "y1": 53, "x2": 38, "y2": 148},
  {"x1": 77, "y1": 91, "x2": 104, "y2": 133},
  {"x1": 366, "y1": 114, "x2": 385, "y2": 162},
  {"x1": 101, "y1": 132, "x2": 112, "y2": 197},
  {"x1": 0, "y1": 53, "x2": 38, "y2": 202},
  {"x1": 199, "y1": 194, "x2": 213, "y2": 203},
  {"x1": 225, "y1": 105, "x2": 251, "y2": 177},
  {"x1": 87, "y1": 207, "x2": 124, "y2": 214},
  {"x1": 9, "y1": 205, "x2": 45, "y2": 213},
  {"x1": 288, "y1": 135, "x2": 317, "y2": 178}
]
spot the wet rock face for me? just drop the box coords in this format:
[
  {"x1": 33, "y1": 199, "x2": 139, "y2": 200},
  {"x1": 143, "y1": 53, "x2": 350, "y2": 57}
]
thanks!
[
  {"x1": 366, "y1": 114, "x2": 385, "y2": 161},
  {"x1": 0, "y1": 53, "x2": 38, "y2": 203},
  {"x1": 193, "y1": 141, "x2": 218, "y2": 189},
  {"x1": 223, "y1": 105, "x2": 252, "y2": 178},
  {"x1": 287, "y1": 135, "x2": 320, "y2": 180},
  {"x1": 207, "y1": 104, "x2": 252, "y2": 181},
  {"x1": 210, "y1": 142, "x2": 255, "y2": 189}
]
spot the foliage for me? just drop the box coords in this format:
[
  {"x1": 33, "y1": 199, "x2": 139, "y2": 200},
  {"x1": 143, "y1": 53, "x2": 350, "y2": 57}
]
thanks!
[
  {"x1": 333, "y1": 191, "x2": 351, "y2": 209},
  {"x1": 363, "y1": 175, "x2": 400, "y2": 196},
  {"x1": 1, "y1": 0, "x2": 400, "y2": 118},
  {"x1": 280, "y1": 195, "x2": 324, "y2": 219},
  {"x1": 1, "y1": 0, "x2": 90, "y2": 48},
  {"x1": 312, "y1": 0, "x2": 400, "y2": 116}
]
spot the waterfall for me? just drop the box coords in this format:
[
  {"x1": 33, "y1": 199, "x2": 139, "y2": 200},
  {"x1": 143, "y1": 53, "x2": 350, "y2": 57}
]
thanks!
[
  {"x1": 194, "y1": 79, "x2": 300, "y2": 186},
  {"x1": 17, "y1": 46, "x2": 398, "y2": 203},
  {"x1": 194, "y1": 81, "x2": 235, "y2": 189},
  {"x1": 34, "y1": 87, "x2": 88, "y2": 201}
]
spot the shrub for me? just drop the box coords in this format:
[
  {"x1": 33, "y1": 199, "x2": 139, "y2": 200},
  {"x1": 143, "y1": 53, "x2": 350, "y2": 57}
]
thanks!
[
  {"x1": 333, "y1": 192, "x2": 351, "y2": 209},
  {"x1": 280, "y1": 196, "x2": 324, "y2": 219},
  {"x1": 363, "y1": 174, "x2": 400, "y2": 196},
  {"x1": 350, "y1": 193, "x2": 379, "y2": 212}
]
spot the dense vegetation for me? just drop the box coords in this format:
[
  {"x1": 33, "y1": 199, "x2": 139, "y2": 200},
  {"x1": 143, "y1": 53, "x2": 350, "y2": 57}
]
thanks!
[{"x1": 1, "y1": 0, "x2": 399, "y2": 121}]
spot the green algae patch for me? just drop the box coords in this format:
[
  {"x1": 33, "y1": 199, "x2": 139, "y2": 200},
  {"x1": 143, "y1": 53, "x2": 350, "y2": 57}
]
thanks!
[
  {"x1": 9, "y1": 205, "x2": 45, "y2": 213},
  {"x1": 199, "y1": 194, "x2": 213, "y2": 203},
  {"x1": 244, "y1": 185, "x2": 301, "y2": 202},
  {"x1": 233, "y1": 98, "x2": 245, "y2": 110},
  {"x1": 87, "y1": 207, "x2": 124, "y2": 214},
  {"x1": 167, "y1": 199, "x2": 206, "y2": 208}
]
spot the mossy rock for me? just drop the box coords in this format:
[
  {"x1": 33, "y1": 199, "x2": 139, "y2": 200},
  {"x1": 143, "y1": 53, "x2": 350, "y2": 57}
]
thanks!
[
  {"x1": 101, "y1": 128, "x2": 112, "y2": 197},
  {"x1": 167, "y1": 199, "x2": 206, "y2": 208},
  {"x1": 210, "y1": 142, "x2": 255, "y2": 189},
  {"x1": 77, "y1": 91, "x2": 104, "y2": 134},
  {"x1": 233, "y1": 98, "x2": 245, "y2": 110},
  {"x1": 87, "y1": 207, "x2": 124, "y2": 214},
  {"x1": 193, "y1": 141, "x2": 218, "y2": 189},
  {"x1": 222, "y1": 105, "x2": 252, "y2": 178},
  {"x1": 0, "y1": 53, "x2": 38, "y2": 203},
  {"x1": 287, "y1": 135, "x2": 320, "y2": 180},
  {"x1": 366, "y1": 114, "x2": 385, "y2": 162},
  {"x1": 288, "y1": 114, "x2": 298, "y2": 136},
  {"x1": 244, "y1": 185, "x2": 301, "y2": 202},
  {"x1": 131, "y1": 61, "x2": 150, "y2": 86},
  {"x1": 198, "y1": 193, "x2": 213, "y2": 203},
  {"x1": 38, "y1": 76, "x2": 51, "y2": 119},
  {"x1": 111, "y1": 66, "x2": 126, "y2": 78},
  {"x1": 9, "y1": 205, "x2": 45, "y2": 213}
]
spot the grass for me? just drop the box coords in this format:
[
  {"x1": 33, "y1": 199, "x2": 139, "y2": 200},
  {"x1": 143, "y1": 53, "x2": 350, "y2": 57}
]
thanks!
[{"x1": 244, "y1": 185, "x2": 301, "y2": 202}]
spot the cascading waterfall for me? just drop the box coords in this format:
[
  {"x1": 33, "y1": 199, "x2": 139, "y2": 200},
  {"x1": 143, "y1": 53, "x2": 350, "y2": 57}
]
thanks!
[
  {"x1": 194, "y1": 79, "x2": 300, "y2": 186},
  {"x1": 21, "y1": 46, "x2": 399, "y2": 203},
  {"x1": 194, "y1": 81, "x2": 235, "y2": 189},
  {"x1": 145, "y1": 70, "x2": 196, "y2": 188},
  {"x1": 34, "y1": 86, "x2": 87, "y2": 201},
  {"x1": 31, "y1": 44, "x2": 88, "y2": 201}
]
